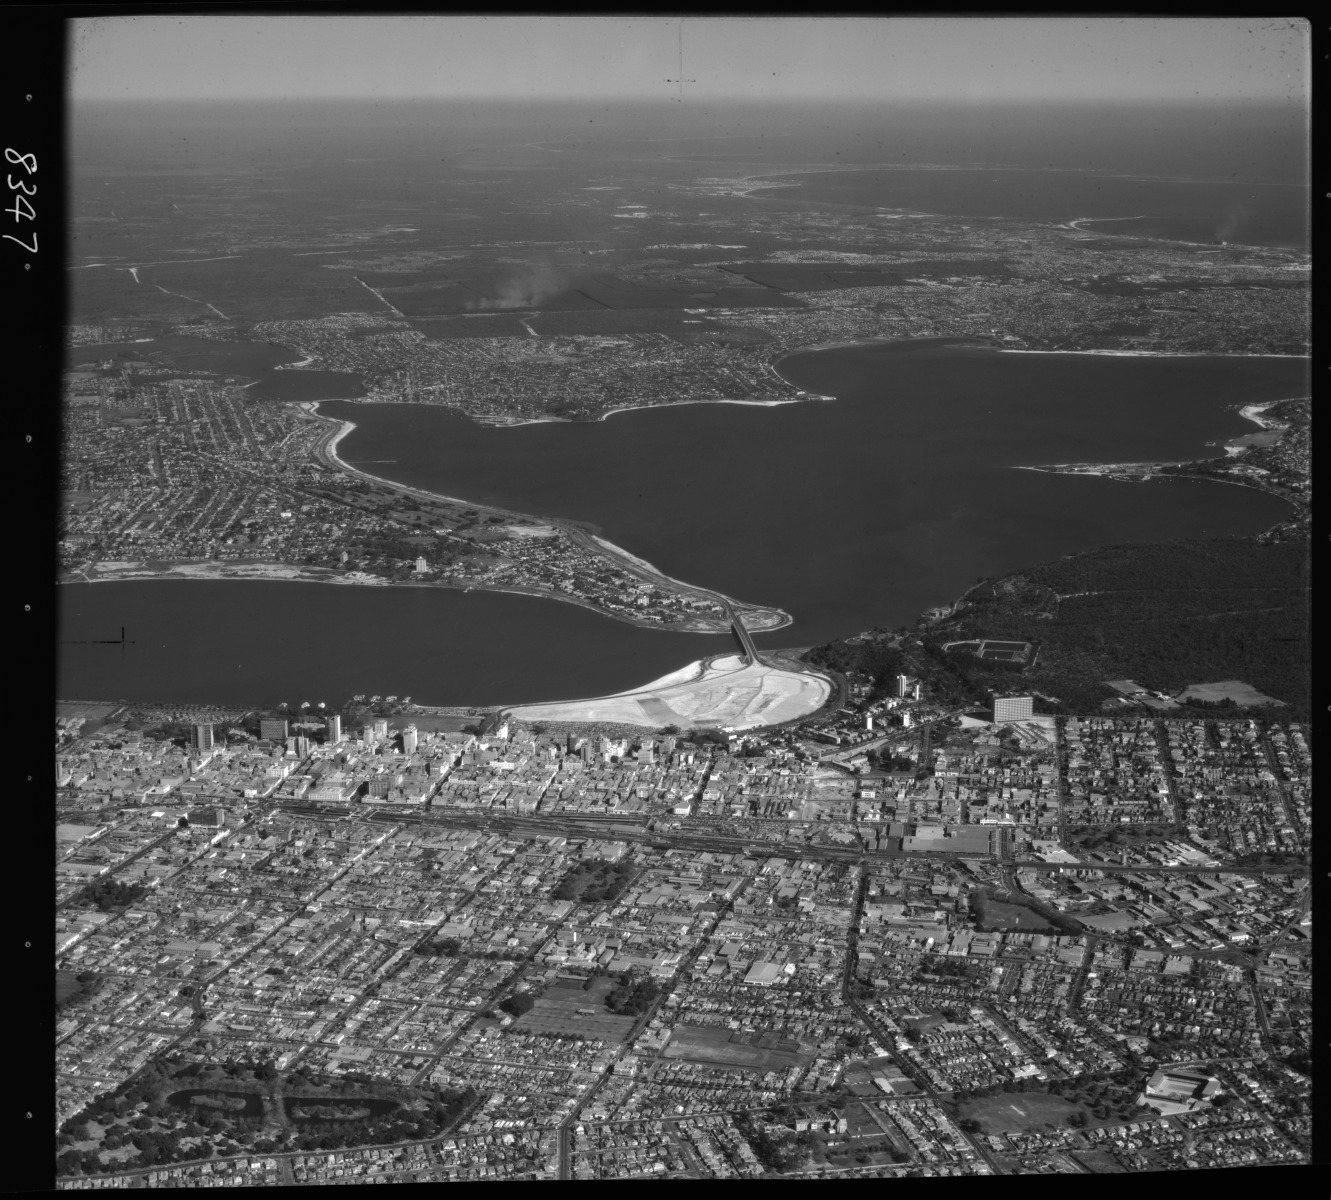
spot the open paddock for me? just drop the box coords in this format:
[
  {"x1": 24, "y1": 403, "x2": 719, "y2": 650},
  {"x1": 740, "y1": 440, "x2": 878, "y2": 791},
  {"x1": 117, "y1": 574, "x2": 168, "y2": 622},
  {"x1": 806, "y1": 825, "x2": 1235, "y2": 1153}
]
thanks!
[
  {"x1": 720, "y1": 262, "x2": 918, "y2": 291},
  {"x1": 408, "y1": 314, "x2": 534, "y2": 340},
  {"x1": 512, "y1": 981, "x2": 638, "y2": 1043},
  {"x1": 973, "y1": 893, "x2": 1060, "y2": 933},
  {"x1": 1175, "y1": 680, "x2": 1286, "y2": 707},
  {"x1": 959, "y1": 1091, "x2": 1083, "y2": 1134},
  {"x1": 661, "y1": 1023, "x2": 812, "y2": 1071},
  {"x1": 526, "y1": 307, "x2": 758, "y2": 337}
]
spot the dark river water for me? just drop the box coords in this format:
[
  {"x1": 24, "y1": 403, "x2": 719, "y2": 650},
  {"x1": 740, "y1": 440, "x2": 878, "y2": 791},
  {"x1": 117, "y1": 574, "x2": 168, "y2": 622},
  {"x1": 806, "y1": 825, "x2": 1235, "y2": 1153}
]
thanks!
[
  {"x1": 57, "y1": 342, "x2": 1304, "y2": 708},
  {"x1": 65, "y1": 335, "x2": 365, "y2": 403}
]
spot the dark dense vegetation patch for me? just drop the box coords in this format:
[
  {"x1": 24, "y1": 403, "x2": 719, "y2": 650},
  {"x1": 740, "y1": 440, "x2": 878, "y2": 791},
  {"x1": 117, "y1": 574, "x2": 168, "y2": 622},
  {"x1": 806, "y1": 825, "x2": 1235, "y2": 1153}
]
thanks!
[
  {"x1": 803, "y1": 636, "x2": 908, "y2": 702},
  {"x1": 604, "y1": 973, "x2": 661, "y2": 1016},
  {"x1": 911, "y1": 958, "x2": 975, "y2": 982},
  {"x1": 57, "y1": 1055, "x2": 474, "y2": 1178},
  {"x1": 57, "y1": 970, "x2": 104, "y2": 1012},
  {"x1": 807, "y1": 538, "x2": 1308, "y2": 717},
  {"x1": 552, "y1": 858, "x2": 636, "y2": 904},
  {"x1": 499, "y1": 993, "x2": 536, "y2": 1017},
  {"x1": 1065, "y1": 824, "x2": 1187, "y2": 852},
  {"x1": 733, "y1": 1113, "x2": 818, "y2": 1173},
  {"x1": 951, "y1": 1069, "x2": 1152, "y2": 1133},
  {"x1": 76, "y1": 876, "x2": 149, "y2": 913}
]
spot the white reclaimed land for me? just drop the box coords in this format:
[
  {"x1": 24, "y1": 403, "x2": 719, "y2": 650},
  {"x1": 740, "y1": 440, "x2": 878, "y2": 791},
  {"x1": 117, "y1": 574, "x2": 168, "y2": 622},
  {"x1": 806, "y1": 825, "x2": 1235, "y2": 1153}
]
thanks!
[{"x1": 506, "y1": 653, "x2": 831, "y2": 731}]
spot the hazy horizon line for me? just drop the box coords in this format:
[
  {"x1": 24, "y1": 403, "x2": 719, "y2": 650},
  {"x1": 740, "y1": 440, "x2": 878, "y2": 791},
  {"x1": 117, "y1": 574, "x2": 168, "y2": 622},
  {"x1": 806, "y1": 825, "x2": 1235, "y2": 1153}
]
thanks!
[{"x1": 71, "y1": 94, "x2": 1308, "y2": 107}]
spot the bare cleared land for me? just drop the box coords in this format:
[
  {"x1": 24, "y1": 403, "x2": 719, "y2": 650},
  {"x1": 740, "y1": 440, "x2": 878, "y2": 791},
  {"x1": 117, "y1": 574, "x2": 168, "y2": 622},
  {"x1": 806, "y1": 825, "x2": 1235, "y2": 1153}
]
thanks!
[{"x1": 505, "y1": 653, "x2": 832, "y2": 731}]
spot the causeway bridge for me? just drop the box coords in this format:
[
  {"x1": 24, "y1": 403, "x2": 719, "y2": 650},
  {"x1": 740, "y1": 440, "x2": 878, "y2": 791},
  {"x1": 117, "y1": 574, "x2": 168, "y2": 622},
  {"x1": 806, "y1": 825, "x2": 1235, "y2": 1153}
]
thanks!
[{"x1": 721, "y1": 599, "x2": 762, "y2": 666}]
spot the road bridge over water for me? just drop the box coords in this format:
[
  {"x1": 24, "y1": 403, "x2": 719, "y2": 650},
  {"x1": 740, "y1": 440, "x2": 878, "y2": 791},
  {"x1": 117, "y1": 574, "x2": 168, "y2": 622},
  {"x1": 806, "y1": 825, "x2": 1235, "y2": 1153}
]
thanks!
[{"x1": 721, "y1": 599, "x2": 762, "y2": 665}]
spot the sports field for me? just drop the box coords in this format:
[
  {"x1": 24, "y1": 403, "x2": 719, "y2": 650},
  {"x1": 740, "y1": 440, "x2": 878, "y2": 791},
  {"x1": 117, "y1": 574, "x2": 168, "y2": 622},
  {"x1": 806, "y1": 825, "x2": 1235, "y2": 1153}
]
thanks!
[
  {"x1": 942, "y1": 638, "x2": 1031, "y2": 662},
  {"x1": 512, "y1": 979, "x2": 638, "y2": 1043},
  {"x1": 959, "y1": 1091, "x2": 1083, "y2": 1133},
  {"x1": 661, "y1": 1023, "x2": 812, "y2": 1071}
]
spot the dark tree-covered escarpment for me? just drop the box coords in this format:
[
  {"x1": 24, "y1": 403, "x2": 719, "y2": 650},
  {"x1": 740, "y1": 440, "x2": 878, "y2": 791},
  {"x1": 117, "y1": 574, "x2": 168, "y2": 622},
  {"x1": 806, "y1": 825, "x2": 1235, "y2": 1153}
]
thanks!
[{"x1": 807, "y1": 537, "x2": 1309, "y2": 717}]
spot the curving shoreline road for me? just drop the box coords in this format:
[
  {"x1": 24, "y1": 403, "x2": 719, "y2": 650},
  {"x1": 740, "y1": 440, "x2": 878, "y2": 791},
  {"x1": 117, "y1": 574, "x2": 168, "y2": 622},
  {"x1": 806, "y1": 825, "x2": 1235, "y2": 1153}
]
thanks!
[{"x1": 302, "y1": 401, "x2": 793, "y2": 637}]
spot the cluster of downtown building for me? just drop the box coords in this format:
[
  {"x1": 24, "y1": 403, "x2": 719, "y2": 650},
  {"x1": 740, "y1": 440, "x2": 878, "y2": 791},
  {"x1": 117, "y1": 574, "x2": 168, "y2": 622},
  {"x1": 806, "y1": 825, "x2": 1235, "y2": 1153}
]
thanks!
[{"x1": 56, "y1": 678, "x2": 1310, "y2": 1176}]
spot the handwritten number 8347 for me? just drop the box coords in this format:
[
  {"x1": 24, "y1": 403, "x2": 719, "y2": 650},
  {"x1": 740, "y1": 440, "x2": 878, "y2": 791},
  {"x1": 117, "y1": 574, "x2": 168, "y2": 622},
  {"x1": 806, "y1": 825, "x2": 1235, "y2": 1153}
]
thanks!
[{"x1": 4, "y1": 149, "x2": 36, "y2": 253}]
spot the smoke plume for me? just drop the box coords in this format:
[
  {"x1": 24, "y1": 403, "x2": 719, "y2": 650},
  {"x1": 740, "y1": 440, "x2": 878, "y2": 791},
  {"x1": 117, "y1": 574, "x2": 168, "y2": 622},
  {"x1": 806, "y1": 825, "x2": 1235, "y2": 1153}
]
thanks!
[
  {"x1": 467, "y1": 265, "x2": 568, "y2": 310},
  {"x1": 1214, "y1": 204, "x2": 1248, "y2": 244}
]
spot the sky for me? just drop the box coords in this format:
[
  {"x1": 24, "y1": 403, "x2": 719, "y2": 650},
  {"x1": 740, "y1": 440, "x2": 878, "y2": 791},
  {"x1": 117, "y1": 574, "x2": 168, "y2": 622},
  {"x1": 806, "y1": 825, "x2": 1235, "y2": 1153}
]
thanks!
[{"x1": 70, "y1": 16, "x2": 1309, "y2": 105}]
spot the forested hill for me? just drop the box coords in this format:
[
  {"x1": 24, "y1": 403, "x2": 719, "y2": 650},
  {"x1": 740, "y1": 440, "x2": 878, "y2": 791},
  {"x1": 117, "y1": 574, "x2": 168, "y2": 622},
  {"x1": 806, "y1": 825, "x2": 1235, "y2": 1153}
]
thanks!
[{"x1": 807, "y1": 537, "x2": 1309, "y2": 718}]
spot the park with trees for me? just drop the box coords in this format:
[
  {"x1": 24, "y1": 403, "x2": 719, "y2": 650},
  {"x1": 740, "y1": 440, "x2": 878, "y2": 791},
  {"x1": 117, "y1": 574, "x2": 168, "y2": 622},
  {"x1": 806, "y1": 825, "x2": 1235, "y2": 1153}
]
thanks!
[{"x1": 56, "y1": 1055, "x2": 475, "y2": 1179}]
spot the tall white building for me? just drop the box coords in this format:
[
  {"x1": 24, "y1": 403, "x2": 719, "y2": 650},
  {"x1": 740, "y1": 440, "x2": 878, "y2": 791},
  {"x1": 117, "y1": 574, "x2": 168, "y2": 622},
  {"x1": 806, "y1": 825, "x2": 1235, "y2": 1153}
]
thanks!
[
  {"x1": 325, "y1": 714, "x2": 342, "y2": 743},
  {"x1": 402, "y1": 725, "x2": 418, "y2": 755}
]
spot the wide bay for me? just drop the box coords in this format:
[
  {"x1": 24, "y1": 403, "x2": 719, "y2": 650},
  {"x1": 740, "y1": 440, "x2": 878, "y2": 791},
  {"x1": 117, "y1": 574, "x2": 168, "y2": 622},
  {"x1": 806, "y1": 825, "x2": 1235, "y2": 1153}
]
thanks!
[
  {"x1": 57, "y1": 344, "x2": 1303, "y2": 707},
  {"x1": 770, "y1": 168, "x2": 1310, "y2": 248}
]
